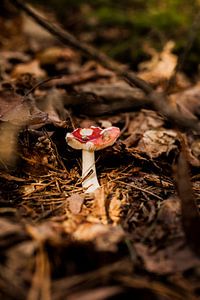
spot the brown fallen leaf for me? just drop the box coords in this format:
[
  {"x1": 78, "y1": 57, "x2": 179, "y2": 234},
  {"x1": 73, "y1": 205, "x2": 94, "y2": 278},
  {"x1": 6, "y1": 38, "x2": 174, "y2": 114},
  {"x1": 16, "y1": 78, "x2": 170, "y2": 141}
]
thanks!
[
  {"x1": 0, "y1": 90, "x2": 22, "y2": 118},
  {"x1": 37, "y1": 46, "x2": 79, "y2": 65},
  {"x1": 124, "y1": 110, "x2": 164, "y2": 148},
  {"x1": 12, "y1": 59, "x2": 46, "y2": 78},
  {"x1": 183, "y1": 135, "x2": 200, "y2": 167},
  {"x1": 0, "y1": 122, "x2": 20, "y2": 166},
  {"x1": 36, "y1": 88, "x2": 68, "y2": 127},
  {"x1": 72, "y1": 223, "x2": 125, "y2": 251},
  {"x1": 157, "y1": 197, "x2": 181, "y2": 228},
  {"x1": 138, "y1": 41, "x2": 176, "y2": 82},
  {"x1": 190, "y1": 139, "x2": 200, "y2": 162},
  {"x1": 0, "y1": 50, "x2": 30, "y2": 76},
  {"x1": 136, "y1": 129, "x2": 179, "y2": 158},
  {"x1": 67, "y1": 193, "x2": 85, "y2": 215},
  {"x1": 135, "y1": 241, "x2": 200, "y2": 274},
  {"x1": 1, "y1": 98, "x2": 47, "y2": 126},
  {"x1": 128, "y1": 110, "x2": 164, "y2": 134},
  {"x1": 0, "y1": 92, "x2": 47, "y2": 166},
  {"x1": 93, "y1": 187, "x2": 107, "y2": 224},
  {"x1": 26, "y1": 222, "x2": 62, "y2": 244},
  {"x1": 108, "y1": 192, "x2": 122, "y2": 224}
]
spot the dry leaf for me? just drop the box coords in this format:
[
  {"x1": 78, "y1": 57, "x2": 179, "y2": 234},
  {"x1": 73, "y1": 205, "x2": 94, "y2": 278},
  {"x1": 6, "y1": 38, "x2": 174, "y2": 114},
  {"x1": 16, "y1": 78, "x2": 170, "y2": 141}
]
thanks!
[
  {"x1": 73, "y1": 223, "x2": 125, "y2": 251},
  {"x1": 67, "y1": 194, "x2": 85, "y2": 214},
  {"x1": 190, "y1": 139, "x2": 200, "y2": 161},
  {"x1": 124, "y1": 110, "x2": 164, "y2": 148},
  {"x1": 12, "y1": 59, "x2": 46, "y2": 78},
  {"x1": 136, "y1": 129, "x2": 179, "y2": 158},
  {"x1": 0, "y1": 91, "x2": 48, "y2": 165},
  {"x1": 138, "y1": 41, "x2": 177, "y2": 84},
  {"x1": 0, "y1": 90, "x2": 22, "y2": 118},
  {"x1": 157, "y1": 197, "x2": 181, "y2": 227},
  {"x1": 135, "y1": 241, "x2": 200, "y2": 274},
  {"x1": 108, "y1": 189, "x2": 123, "y2": 224},
  {"x1": 36, "y1": 88, "x2": 68, "y2": 127},
  {"x1": 37, "y1": 46, "x2": 79, "y2": 65}
]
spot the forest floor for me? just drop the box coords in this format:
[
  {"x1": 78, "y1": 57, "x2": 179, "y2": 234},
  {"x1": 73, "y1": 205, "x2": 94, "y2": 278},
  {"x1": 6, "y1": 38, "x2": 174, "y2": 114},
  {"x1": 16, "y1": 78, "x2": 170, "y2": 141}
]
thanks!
[{"x1": 0, "y1": 2, "x2": 200, "y2": 300}]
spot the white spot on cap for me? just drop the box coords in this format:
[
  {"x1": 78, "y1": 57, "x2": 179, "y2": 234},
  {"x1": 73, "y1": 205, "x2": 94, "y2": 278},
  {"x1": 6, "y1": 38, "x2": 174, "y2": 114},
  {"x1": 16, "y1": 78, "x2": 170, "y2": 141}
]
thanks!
[{"x1": 80, "y1": 128, "x2": 93, "y2": 136}]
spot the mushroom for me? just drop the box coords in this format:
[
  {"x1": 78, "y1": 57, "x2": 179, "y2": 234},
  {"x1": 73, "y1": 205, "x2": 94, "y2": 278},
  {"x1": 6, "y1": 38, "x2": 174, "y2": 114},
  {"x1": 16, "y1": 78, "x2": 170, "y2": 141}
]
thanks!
[{"x1": 66, "y1": 126, "x2": 120, "y2": 193}]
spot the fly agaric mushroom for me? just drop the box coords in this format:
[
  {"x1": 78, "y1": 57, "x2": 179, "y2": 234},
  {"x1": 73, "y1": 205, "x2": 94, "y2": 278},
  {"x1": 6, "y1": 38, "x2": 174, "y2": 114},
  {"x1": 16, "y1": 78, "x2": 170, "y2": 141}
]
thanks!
[{"x1": 66, "y1": 126, "x2": 120, "y2": 193}]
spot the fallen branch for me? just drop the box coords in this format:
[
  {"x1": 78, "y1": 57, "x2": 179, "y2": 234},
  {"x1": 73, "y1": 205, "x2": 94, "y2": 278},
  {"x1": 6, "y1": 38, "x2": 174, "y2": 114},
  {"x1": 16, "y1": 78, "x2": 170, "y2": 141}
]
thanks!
[{"x1": 10, "y1": 0, "x2": 200, "y2": 132}]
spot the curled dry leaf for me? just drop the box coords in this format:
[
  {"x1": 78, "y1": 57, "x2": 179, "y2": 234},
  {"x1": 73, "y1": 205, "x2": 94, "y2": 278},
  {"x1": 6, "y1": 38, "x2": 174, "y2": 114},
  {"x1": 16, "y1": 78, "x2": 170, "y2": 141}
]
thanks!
[
  {"x1": 136, "y1": 129, "x2": 179, "y2": 158},
  {"x1": 124, "y1": 110, "x2": 164, "y2": 148},
  {"x1": 138, "y1": 41, "x2": 178, "y2": 86}
]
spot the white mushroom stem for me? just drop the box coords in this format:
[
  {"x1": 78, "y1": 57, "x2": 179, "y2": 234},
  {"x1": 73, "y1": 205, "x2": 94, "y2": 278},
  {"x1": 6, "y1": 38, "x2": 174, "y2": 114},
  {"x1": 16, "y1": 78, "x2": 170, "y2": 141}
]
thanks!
[{"x1": 82, "y1": 149, "x2": 100, "y2": 193}]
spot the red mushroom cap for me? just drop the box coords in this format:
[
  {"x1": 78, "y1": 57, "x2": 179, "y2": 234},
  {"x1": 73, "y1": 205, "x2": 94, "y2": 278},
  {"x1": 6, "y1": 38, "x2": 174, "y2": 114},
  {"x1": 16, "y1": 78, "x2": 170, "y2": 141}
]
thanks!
[{"x1": 66, "y1": 126, "x2": 120, "y2": 151}]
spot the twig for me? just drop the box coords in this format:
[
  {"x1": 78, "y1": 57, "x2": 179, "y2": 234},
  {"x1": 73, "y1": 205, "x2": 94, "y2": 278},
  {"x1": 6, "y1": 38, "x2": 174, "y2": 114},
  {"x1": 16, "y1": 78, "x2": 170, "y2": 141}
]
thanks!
[
  {"x1": 23, "y1": 75, "x2": 63, "y2": 98},
  {"x1": 119, "y1": 113, "x2": 130, "y2": 137},
  {"x1": 10, "y1": 0, "x2": 200, "y2": 133},
  {"x1": 115, "y1": 275, "x2": 186, "y2": 300},
  {"x1": 176, "y1": 138, "x2": 200, "y2": 256},
  {"x1": 116, "y1": 180, "x2": 163, "y2": 201}
]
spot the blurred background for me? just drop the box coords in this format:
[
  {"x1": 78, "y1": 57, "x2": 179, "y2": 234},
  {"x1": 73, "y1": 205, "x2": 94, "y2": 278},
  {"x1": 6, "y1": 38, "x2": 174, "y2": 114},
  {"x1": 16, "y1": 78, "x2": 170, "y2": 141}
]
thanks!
[
  {"x1": 28, "y1": 0, "x2": 200, "y2": 76},
  {"x1": 1, "y1": 0, "x2": 200, "y2": 76}
]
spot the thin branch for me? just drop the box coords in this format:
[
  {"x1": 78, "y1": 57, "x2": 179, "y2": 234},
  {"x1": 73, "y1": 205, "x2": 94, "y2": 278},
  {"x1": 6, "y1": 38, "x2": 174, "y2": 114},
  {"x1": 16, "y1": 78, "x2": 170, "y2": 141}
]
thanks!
[
  {"x1": 176, "y1": 139, "x2": 200, "y2": 256},
  {"x1": 23, "y1": 75, "x2": 62, "y2": 98}
]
